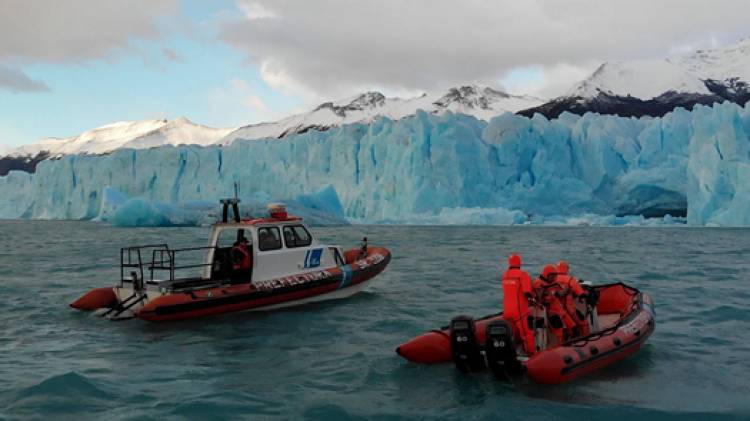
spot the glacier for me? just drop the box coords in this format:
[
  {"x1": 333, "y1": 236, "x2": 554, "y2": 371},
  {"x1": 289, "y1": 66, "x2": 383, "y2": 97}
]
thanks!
[{"x1": 1, "y1": 101, "x2": 749, "y2": 226}]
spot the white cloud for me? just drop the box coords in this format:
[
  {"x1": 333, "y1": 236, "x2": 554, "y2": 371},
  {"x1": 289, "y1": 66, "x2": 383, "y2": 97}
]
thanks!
[
  {"x1": 500, "y1": 62, "x2": 601, "y2": 98},
  {"x1": 259, "y1": 60, "x2": 323, "y2": 104},
  {"x1": 259, "y1": 61, "x2": 302, "y2": 94},
  {"x1": 237, "y1": 1, "x2": 277, "y2": 20},
  {"x1": 206, "y1": 78, "x2": 290, "y2": 125},
  {"x1": 219, "y1": 0, "x2": 750, "y2": 99},
  {"x1": 242, "y1": 95, "x2": 269, "y2": 113},
  {"x1": 0, "y1": 0, "x2": 177, "y2": 91},
  {"x1": 0, "y1": 1, "x2": 177, "y2": 63},
  {"x1": 0, "y1": 66, "x2": 50, "y2": 93}
]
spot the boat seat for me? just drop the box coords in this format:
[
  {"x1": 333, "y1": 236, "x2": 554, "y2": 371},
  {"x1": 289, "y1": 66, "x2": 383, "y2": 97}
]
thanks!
[{"x1": 146, "y1": 278, "x2": 171, "y2": 285}]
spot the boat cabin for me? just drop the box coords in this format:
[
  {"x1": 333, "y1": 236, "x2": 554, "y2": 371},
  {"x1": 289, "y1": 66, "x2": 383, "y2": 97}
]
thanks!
[
  {"x1": 205, "y1": 209, "x2": 346, "y2": 283},
  {"x1": 118, "y1": 201, "x2": 345, "y2": 293}
]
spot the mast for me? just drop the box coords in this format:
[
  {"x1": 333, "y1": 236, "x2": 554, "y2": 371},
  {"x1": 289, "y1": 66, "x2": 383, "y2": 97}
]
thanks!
[{"x1": 220, "y1": 181, "x2": 242, "y2": 223}]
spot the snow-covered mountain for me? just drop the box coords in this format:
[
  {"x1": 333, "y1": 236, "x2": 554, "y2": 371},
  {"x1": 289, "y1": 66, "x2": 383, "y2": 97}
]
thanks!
[
  {"x1": 0, "y1": 118, "x2": 235, "y2": 176},
  {"x1": 520, "y1": 38, "x2": 750, "y2": 118},
  {"x1": 8, "y1": 117, "x2": 235, "y2": 158},
  {"x1": 569, "y1": 60, "x2": 709, "y2": 99},
  {"x1": 1, "y1": 85, "x2": 541, "y2": 175},
  {"x1": 221, "y1": 86, "x2": 542, "y2": 144}
]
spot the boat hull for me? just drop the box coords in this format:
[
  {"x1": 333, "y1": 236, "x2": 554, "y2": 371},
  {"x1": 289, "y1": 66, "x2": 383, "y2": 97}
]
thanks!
[{"x1": 135, "y1": 246, "x2": 391, "y2": 322}]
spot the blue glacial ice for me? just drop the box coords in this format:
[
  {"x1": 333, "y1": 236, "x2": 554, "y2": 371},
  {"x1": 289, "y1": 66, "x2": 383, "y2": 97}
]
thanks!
[
  {"x1": 0, "y1": 100, "x2": 749, "y2": 226},
  {"x1": 95, "y1": 186, "x2": 348, "y2": 227}
]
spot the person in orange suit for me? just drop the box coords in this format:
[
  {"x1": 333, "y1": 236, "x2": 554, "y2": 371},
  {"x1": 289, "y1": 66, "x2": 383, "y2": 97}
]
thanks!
[
  {"x1": 501, "y1": 254, "x2": 537, "y2": 355},
  {"x1": 533, "y1": 265, "x2": 577, "y2": 345},
  {"x1": 556, "y1": 260, "x2": 589, "y2": 336}
]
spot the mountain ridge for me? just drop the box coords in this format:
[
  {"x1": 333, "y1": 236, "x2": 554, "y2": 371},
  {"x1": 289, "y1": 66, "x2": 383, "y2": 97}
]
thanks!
[
  {"x1": 4, "y1": 37, "x2": 750, "y2": 174},
  {"x1": 520, "y1": 38, "x2": 750, "y2": 118}
]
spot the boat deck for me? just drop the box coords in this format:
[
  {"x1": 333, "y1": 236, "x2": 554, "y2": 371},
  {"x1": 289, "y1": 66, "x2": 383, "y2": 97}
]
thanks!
[{"x1": 598, "y1": 313, "x2": 620, "y2": 330}]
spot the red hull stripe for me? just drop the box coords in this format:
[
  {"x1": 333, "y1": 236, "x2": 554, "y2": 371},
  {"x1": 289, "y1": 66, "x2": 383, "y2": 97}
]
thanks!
[
  {"x1": 138, "y1": 249, "x2": 390, "y2": 320},
  {"x1": 151, "y1": 272, "x2": 345, "y2": 316}
]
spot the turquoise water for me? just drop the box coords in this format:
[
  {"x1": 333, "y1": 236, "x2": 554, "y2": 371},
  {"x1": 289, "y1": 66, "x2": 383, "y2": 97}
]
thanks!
[{"x1": 1, "y1": 221, "x2": 749, "y2": 420}]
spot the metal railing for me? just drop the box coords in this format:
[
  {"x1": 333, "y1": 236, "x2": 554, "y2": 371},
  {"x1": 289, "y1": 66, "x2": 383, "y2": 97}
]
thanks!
[
  {"x1": 149, "y1": 246, "x2": 216, "y2": 282},
  {"x1": 120, "y1": 244, "x2": 168, "y2": 285},
  {"x1": 120, "y1": 244, "x2": 215, "y2": 286}
]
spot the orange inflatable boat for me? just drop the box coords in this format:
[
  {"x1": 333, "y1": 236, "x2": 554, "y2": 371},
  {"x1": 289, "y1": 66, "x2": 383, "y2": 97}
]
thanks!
[{"x1": 396, "y1": 283, "x2": 655, "y2": 384}]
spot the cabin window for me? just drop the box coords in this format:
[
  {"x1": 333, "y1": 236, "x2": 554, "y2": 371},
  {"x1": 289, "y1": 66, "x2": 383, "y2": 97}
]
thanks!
[
  {"x1": 258, "y1": 227, "x2": 282, "y2": 251},
  {"x1": 217, "y1": 229, "x2": 250, "y2": 248},
  {"x1": 283, "y1": 225, "x2": 312, "y2": 248}
]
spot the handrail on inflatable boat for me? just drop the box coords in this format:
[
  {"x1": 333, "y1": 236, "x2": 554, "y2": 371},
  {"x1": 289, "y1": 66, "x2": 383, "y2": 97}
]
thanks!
[{"x1": 562, "y1": 282, "x2": 641, "y2": 347}]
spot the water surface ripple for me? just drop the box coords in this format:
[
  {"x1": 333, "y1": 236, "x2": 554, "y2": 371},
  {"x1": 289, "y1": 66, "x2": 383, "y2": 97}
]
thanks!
[{"x1": 1, "y1": 221, "x2": 749, "y2": 419}]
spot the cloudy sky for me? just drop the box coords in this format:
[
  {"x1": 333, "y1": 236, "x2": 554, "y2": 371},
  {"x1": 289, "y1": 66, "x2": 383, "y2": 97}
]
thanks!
[{"x1": 1, "y1": 0, "x2": 748, "y2": 149}]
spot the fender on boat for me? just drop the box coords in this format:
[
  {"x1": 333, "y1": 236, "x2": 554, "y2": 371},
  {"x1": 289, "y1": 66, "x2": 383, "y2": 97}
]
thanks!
[{"x1": 70, "y1": 287, "x2": 117, "y2": 311}]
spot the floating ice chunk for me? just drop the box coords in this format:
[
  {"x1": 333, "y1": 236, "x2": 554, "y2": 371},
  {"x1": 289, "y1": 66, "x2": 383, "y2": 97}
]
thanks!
[
  {"x1": 391, "y1": 206, "x2": 529, "y2": 225},
  {"x1": 107, "y1": 198, "x2": 208, "y2": 227},
  {"x1": 544, "y1": 213, "x2": 686, "y2": 226}
]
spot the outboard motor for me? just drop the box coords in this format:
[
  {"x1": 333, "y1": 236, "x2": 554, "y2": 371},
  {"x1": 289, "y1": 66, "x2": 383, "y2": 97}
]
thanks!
[
  {"x1": 485, "y1": 320, "x2": 523, "y2": 380},
  {"x1": 450, "y1": 315, "x2": 483, "y2": 373}
]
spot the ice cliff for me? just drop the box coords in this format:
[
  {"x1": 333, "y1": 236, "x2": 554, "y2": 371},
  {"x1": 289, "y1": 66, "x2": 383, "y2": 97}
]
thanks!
[{"x1": 1, "y1": 101, "x2": 749, "y2": 226}]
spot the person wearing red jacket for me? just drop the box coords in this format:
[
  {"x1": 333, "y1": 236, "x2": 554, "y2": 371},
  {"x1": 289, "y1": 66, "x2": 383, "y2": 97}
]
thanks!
[
  {"x1": 556, "y1": 260, "x2": 589, "y2": 336},
  {"x1": 501, "y1": 254, "x2": 537, "y2": 354},
  {"x1": 533, "y1": 265, "x2": 577, "y2": 345},
  {"x1": 230, "y1": 236, "x2": 252, "y2": 283}
]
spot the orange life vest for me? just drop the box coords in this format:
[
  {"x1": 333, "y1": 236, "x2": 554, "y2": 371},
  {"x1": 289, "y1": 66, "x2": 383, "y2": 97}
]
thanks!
[{"x1": 232, "y1": 244, "x2": 251, "y2": 270}]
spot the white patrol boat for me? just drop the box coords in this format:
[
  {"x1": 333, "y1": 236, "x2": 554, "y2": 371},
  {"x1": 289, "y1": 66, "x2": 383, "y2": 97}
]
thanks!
[{"x1": 71, "y1": 200, "x2": 391, "y2": 321}]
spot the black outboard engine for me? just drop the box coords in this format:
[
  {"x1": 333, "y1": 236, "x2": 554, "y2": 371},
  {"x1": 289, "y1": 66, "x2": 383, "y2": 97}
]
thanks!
[
  {"x1": 485, "y1": 320, "x2": 523, "y2": 380},
  {"x1": 450, "y1": 315, "x2": 484, "y2": 372}
]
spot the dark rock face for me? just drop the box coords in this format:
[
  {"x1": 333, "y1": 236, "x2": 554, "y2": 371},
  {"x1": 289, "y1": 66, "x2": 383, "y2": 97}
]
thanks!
[
  {"x1": 0, "y1": 152, "x2": 50, "y2": 176},
  {"x1": 704, "y1": 77, "x2": 750, "y2": 105},
  {"x1": 518, "y1": 79, "x2": 750, "y2": 119},
  {"x1": 518, "y1": 91, "x2": 725, "y2": 119},
  {"x1": 313, "y1": 92, "x2": 386, "y2": 117},
  {"x1": 278, "y1": 124, "x2": 331, "y2": 138},
  {"x1": 433, "y1": 86, "x2": 510, "y2": 110}
]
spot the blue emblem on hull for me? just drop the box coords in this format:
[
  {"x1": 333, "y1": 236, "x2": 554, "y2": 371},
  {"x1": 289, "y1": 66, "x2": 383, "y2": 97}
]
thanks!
[{"x1": 304, "y1": 248, "x2": 323, "y2": 268}]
